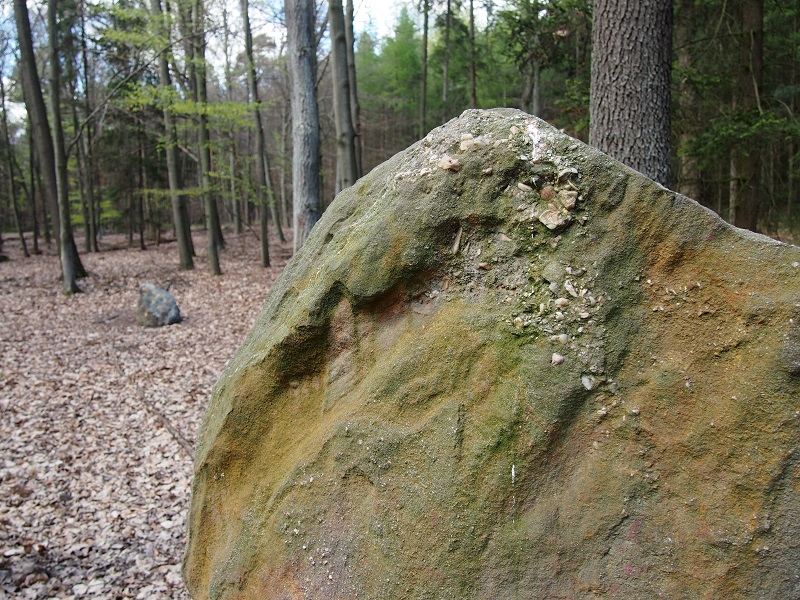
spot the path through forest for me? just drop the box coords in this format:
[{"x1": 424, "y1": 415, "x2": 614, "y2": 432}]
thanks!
[{"x1": 0, "y1": 232, "x2": 290, "y2": 599}]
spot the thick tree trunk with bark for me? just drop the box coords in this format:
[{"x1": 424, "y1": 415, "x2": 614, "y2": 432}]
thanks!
[
  {"x1": 286, "y1": 0, "x2": 322, "y2": 253},
  {"x1": 590, "y1": 0, "x2": 673, "y2": 187},
  {"x1": 151, "y1": 0, "x2": 193, "y2": 270},
  {"x1": 329, "y1": 0, "x2": 359, "y2": 192}
]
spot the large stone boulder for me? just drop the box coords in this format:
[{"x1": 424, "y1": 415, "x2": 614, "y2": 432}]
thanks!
[
  {"x1": 137, "y1": 282, "x2": 181, "y2": 327},
  {"x1": 185, "y1": 109, "x2": 799, "y2": 599}
]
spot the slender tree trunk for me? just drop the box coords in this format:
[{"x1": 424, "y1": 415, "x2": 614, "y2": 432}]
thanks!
[
  {"x1": 731, "y1": 0, "x2": 763, "y2": 231},
  {"x1": 286, "y1": 0, "x2": 322, "y2": 253},
  {"x1": 138, "y1": 132, "x2": 147, "y2": 250},
  {"x1": 48, "y1": 0, "x2": 83, "y2": 291},
  {"x1": 675, "y1": 0, "x2": 702, "y2": 201},
  {"x1": 329, "y1": 0, "x2": 358, "y2": 192},
  {"x1": 79, "y1": 0, "x2": 98, "y2": 252},
  {"x1": 0, "y1": 60, "x2": 29, "y2": 257},
  {"x1": 590, "y1": 0, "x2": 673, "y2": 187},
  {"x1": 151, "y1": 0, "x2": 193, "y2": 269},
  {"x1": 230, "y1": 149, "x2": 241, "y2": 234},
  {"x1": 442, "y1": 0, "x2": 452, "y2": 122},
  {"x1": 32, "y1": 146, "x2": 51, "y2": 247},
  {"x1": 1, "y1": 89, "x2": 28, "y2": 257},
  {"x1": 193, "y1": 0, "x2": 221, "y2": 274},
  {"x1": 28, "y1": 139, "x2": 40, "y2": 254},
  {"x1": 468, "y1": 0, "x2": 477, "y2": 109},
  {"x1": 15, "y1": 0, "x2": 59, "y2": 249},
  {"x1": 532, "y1": 61, "x2": 541, "y2": 117},
  {"x1": 242, "y1": 0, "x2": 271, "y2": 265},
  {"x1": 420, "y1": 0, "x2": 429, "y2": 139},
  {"x1": 345, "y1": 0, "x2": 362, "y2": 178}
]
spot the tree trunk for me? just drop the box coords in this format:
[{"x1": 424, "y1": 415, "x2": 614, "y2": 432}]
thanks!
[
  {"x1": 731, "y1": 0, "x2": 763, "y2": 231},
  {"x1": 79, "y1": 0, "x2": 98, "y2": 252},
  {"x1": 48, "y1": 0, "x2": 84, "y2": 291},
  {"x1": 242, "y1": 0, "x2": 271, "y2": 265},
  {"x1": 675, "y1": 0, "x2": 702, "y2": 201},
  {"x1": 193, "y1": 0, "x2": 222, "y2": 274},
  {"x1": 329, "y1": 0, "x2": 359, "y2": 192},
  {"x1": 590, "y1": 0, "x2": 673, "y2": 187},
  {"x1": 28, "y1": 136, "x2": 40, "y2": 254},
  {"x1": 420, "y1": 0, "x2": 429, "y2": 139},
  {"x1": 151, "y1": 0, "x2": 193, "y2": 269},
  {"x1": 442, "y1": 0, "x2": 452, "y2": 122},
  {"x1": 230, "y1": 149, "x2": 241, "y2": 234},
  {"x1": 1, "y1": 79, "x2": 29, "y2": 258},
  {"x1": 287, "y1": 0, "x2": 322, "y2": 253},
  {"x1": 468, "y1": 0, "x2": 477, "y2": 109},
  {"x1": 15, "y1": 0, "x2": 59, "y2": 248},
  {"x1": 345, "y1": 0, "x2": 362, "y2": 179}
]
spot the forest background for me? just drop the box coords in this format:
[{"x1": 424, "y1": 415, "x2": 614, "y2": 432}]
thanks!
[{"x1": 0, "y1": 0, "x2": 798, "y2": 275}]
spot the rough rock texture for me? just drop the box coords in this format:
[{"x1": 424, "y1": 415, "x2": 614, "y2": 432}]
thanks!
[
  {"x1": 138, "y1": 282, "x2": 182, "y2": 327},
  {"x1": 185, "y1": 109, "x2": 800, "y2": 599}
]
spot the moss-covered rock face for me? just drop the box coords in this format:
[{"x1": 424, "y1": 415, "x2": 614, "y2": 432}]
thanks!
[{"x1": 184, "y1": 109, "x2": 800, "y2": 599}]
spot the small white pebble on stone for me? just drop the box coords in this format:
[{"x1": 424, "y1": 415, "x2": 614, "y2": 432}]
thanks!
[
  {"x1": 555, "y1": 297, "x2": 569, "y2": 307},
  {"x1": 551, "y1": 353, "x2": 565, "y2": 366}
]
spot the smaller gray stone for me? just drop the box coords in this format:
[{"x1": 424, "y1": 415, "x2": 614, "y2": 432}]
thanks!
[{"x1": 137, "y1": 282, "x2": 181, "y2": 327}]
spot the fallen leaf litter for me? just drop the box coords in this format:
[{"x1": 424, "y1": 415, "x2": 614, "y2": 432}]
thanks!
[{"x1": 0, "y1": 233, "x2": 286, "y2": 599}]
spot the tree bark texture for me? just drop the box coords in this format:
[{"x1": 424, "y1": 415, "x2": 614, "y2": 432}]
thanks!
[
  {"x1": 590, "y1": 0, "x2": 673, "y2": 187},
  {"x1": 192, "y1": 0, "x2": 221, "y2": 274},
  {"x1": 329, "y1": 0, "x2": 359, "y2": 192},
  {"x1": 48, "y1": 0, "x2": 84, "y2": 291},
  {"x1": 151, "y1": 0, "x2": 193, "y2": 270},
  {"x1": 344, "y1": 0, "x2": 362, "y2": 179},
  {"x1": 287, "y1": 0, "x2": 322, "y2": 253}
]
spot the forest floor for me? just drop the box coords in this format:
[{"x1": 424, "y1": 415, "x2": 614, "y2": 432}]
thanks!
[{"x1": 0, "y1": 229, "x2": 292, "y2": 599}]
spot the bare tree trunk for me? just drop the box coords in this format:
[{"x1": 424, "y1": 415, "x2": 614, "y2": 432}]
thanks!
[
  {"x1": 442, "y1": 0, "x2": 452, "y2": 122},
  {"x1": 287, "y1": 0, "x2": 322, "y2": 253},
  {"x1": 344, "y1": 0, "x2": 362, "y2": 178},
  {"x1": 79, "y1": 0, "x2": 98, "y2": 252},
  {"x1": 675, "y1": 0, "x2": 702, "y2": 201},
  {"x1": 192, "y1": 0, "x2": 221, "y2": 274},
  {"x1": 151, "y1": 0, "x2": 193, "y2": 269},
  {"x1": 222, "y1": 7, "x2": 243, "y2": 237},
  {"x1": 15, "y1": 0, "x2": 59, "y2": 247},
  {"x1": 48, "y1": 0, "x2": 84, "y2": 291},
  {"x1": 242, "y1": 0, "x2": 274, "y2": 266},
  {"x1": 329, "y1": 0, "x2": 358, "y2": 192},
  {"x1": 731, "y1": 0, "x2": 763, "y2": 231},
  {"x1": 28, "y1": 137, "x2": 40, "y2": 254},
  {"x1": 420, "y1": 0, "x2": 429, "y2": 139},
  {"x1": 590, "y1": 0, "x2": 673, "y2": 187},
  {"x1": 0, "y1": 79, "x2": 29, "y2": 257},
  {"x1": 468, "y1": 0, "x2": 477, "y2": 109}
]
